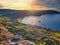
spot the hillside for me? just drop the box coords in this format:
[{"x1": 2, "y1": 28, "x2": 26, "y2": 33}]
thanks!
[
  {"x1": 0, "y1": 15, "x2": 60, "y2": 45},
  {"x1": 0, "y1": 9, "x2": 60, "y2": 19}
]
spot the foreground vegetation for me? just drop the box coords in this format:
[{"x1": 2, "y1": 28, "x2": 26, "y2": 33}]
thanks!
[{"x1": 0, "y1": 15, "x2": 60, "y2": 45}]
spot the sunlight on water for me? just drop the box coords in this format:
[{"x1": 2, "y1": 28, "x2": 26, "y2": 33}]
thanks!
[
  {"x1": 22, "y1": 14, "x2": 60, "y2": 30},
  {"x1": 22, "y1": 16, "x2": 39, "y2": 25}
]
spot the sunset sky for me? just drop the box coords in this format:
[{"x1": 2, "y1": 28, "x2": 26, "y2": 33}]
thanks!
[{"x1": 0, "y1": 0, "x2": 60, "y2": 10}]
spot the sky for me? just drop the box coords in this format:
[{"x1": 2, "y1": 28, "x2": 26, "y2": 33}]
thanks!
[{"x1": 0, "y1": 0, "x2": 60, "y2": 10}]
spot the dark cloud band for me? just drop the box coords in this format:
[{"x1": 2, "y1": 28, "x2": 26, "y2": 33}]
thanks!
[{"x1": 34, "y1": 0, "x2": 60, "y2": 11}]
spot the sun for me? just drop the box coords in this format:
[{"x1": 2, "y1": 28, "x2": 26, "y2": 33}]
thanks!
[
  {"x1": 8, "y1": 0, "x2": 34, "y2": 10},
  {"x1": 10, "y1": 2, "x2": 30, "y2": 10}
]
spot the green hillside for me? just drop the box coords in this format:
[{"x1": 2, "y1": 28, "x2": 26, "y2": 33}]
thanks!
[{"x1": 0, "y1": 15, "x2": 60, "y2": 45}]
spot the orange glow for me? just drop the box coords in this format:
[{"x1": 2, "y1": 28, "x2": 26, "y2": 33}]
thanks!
[{"x1": 0, "y1": 0, "x2": 48, "y2": 10}]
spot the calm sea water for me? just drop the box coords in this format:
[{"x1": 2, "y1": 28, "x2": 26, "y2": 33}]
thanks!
[
  {"x1": 38, "y1": 14, "x2": 60, "y2": 30},
  {"x1": 22, "y1": 14, "x2": 60, "y2": 31}
]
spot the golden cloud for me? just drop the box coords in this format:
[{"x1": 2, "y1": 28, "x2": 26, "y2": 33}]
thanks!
[{"x1": 0, "y1": 0, "x2": 54, "y2": 10}]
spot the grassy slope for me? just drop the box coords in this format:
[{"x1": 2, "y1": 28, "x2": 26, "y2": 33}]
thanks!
[{"x1": 0, "y1": 15, "x2": 60, "y2": 45}]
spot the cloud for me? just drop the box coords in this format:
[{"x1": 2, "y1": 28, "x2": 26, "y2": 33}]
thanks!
[
  {"x1": 0, "y1": 0, "x2": 49, "y2": 10},
  {"x1": 0, "y1": 0, "x2": 60, "y2": 11},
  {"x1": 0, "y1": 4, "x2": 3, "y2": 8},
  {"x1": 34, "y1": 0, "x2": 60, "y2": 10}
]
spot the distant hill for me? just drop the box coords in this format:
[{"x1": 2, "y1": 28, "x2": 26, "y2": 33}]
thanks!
[
  {"x1": 0, "y1": 9, "x2": 28, "y2": 18},
  {"x1": 0, "y1": 9, "x2": 60, "y2": 18}
]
